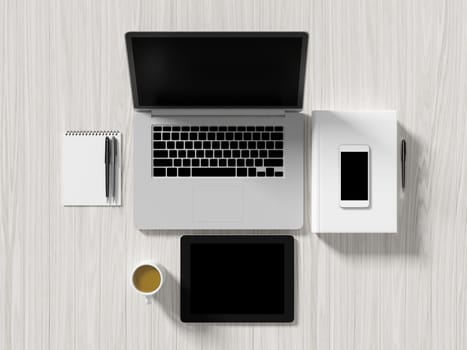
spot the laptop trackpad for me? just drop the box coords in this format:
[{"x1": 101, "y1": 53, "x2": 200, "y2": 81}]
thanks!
[{"x1": 193, "y1": 186, "x2": 243, "y2": 222}]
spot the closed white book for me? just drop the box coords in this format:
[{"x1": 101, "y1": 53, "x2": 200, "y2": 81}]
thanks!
[
  {"x1": 62, "y1": 131, "x2": 122, "y2": 206},
  {"x1": 311, "y1": 111, "x2": 397, "y2": 233}
]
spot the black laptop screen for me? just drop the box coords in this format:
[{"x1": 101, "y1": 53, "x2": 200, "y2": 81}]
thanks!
[
  {"x1": 126, "y1": 33, "x2": 307, "y2": 108},
  {"x1": 181, "y1": 235, "x2": 294, "y2": 322}
]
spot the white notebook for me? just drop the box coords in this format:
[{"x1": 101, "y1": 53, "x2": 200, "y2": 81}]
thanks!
[{"x1": 62, "y1": 131, "x2": 122, "y2": 206}]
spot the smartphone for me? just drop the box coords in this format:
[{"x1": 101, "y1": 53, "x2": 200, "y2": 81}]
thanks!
[{"x1": 339, "y1": 145, "x2": 370, "y2": 208}]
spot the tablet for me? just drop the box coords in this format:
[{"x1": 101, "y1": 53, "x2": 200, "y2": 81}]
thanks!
[{"x1": 180, "y1": 235, "x2": 294, "y2": 322}]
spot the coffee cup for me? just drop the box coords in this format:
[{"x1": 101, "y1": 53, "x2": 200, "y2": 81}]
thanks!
[{"x1": 131, "y1": 260, "x2": 164, "y2": 304}]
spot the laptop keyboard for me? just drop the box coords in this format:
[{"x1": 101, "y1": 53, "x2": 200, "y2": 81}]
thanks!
[{"x1": 152, "y1": 125, "x2": 284, "y2": 177}]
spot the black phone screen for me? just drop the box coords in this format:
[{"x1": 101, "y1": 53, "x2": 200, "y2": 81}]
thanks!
[{"x1": 340, "y1": 151, "x2": 368, "y2": 200}]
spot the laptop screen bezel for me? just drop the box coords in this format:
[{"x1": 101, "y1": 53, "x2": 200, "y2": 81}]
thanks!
[
  {"x1": 125, "y1": 32, "x2": 308, "y2": 110},
  {"x1": 180, "y1": 235, "x2": 295, "y2": 323}
]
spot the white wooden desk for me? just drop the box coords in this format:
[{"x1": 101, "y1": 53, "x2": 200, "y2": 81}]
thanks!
[{"x1": 1, "y1": 0, "x2": 467, "y2": 349}]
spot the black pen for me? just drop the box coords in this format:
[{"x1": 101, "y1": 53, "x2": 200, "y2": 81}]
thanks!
[
  {"x1": 105, "y1": 136, "x2": 110, "y2": 199},
  {"x1": 401, "y1": 139, "x2": 406, "y2": 189},
  {"x1": 112, "y1": 136, "x2": 117, "y2": 200}
]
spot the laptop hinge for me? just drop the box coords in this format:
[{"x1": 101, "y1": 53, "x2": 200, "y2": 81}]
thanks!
[{"x1": 149, "y1": 109, "x2": 292, "y2": 117}]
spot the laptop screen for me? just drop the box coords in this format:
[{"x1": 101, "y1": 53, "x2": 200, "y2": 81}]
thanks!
[{"x1": 125, "y1": 32, "x2": 308, "y2": 109}]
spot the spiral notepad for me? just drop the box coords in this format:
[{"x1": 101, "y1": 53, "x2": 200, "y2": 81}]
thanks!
[{"x1": 62, "y1": 131, "x2": 122, "y2": 206}]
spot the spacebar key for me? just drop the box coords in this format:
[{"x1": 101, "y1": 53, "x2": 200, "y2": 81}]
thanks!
[{"x1": 192, "y1": 168, "x2": 236, "y2": 176}]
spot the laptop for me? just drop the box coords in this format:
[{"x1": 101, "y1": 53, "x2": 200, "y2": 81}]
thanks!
[{"x1": 125, "y1": 32, "x2": 308, "y2": 229}]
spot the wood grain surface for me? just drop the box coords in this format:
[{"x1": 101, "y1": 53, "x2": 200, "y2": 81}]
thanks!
[{"x1": 1, "y1": 0, "x2": 467, "y2": 349}]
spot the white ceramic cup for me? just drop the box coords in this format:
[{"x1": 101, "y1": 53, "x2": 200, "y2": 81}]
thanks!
[{"x1": 131, "y1": 260, "x2": 164, "y2": 304}]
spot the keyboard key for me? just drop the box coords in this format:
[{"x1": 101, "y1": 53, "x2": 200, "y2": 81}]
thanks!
[
  {"x1": 185, "y1": 141, "x2": 193, "y2": 149},
  {"x1": 163, "y1": 133, "x2": 170, "y2": 140},
  {"x1": 257, "y1": 171, "x2": 265, "y2": 177},
  {"x1": 225, "y1": 133, "x2": 234, "y2": 140},
  {"x1": 239, "y1": 141, "x2": 247, "y2": 149},
  {"x1": 192, "y1": 168, "x2": 236, "y2": 176},
  {"x1": 264, "y1": 159, "x2": 283, "y2": 167},
  {"x1": 181, "y1": 126, "x2": 190, "y2": 131},
  {"x1": 228, "y1": 126, "x2": 236, "y2": 132},
  {"x1": 230, "y1": 141, "x2": 238, "y2": 149},
  {"x1": 244, "y1": 133, "x2": 252, "y2": 140},
  {"x1": 172, "y1": 126, "x2": 180, "y2": 131},
  {"x1": 221, "y1": 141, "x2": 229, "y2": 149},
  {"x1": 153, "y1": 126, "x2": 162, "y2": 131},
  {"x1": 261, "y1": 133, "x2": 270, "y2": 140},
  {"x1": 241, "y1": 150, "x2": 249, "y2": 158},
  {"x1": 203, "y1": 141, "x2": 211, "y2": 149},
  {"x1": 206, "y1": 150, "x2": 213, "y2": 158},
  {"x1": 223, "y1": 150, "x2": 232, "y2": 158},
  {"x1": 153, "y1": 141, "x2": 165, "y2": 149},
  {"x1": 251, "y1": 150, "x2": 259, "y2": 158},
  {"x1": 237, "y1": 168, "x2": 247, "y2": 176},
  {"x1": 214, "y1": 150, "x2": 222, "y2": 158},
  {"x1": 248, "y1": 168, "x2": 256, "y2": 176},
  {"x1": 274, "y1": 126, "x2": 283, "y2": 131},
  {"x1": 208, "y1": 133, "x2": 215, "y2": 140},
  {"x1": 176, "y1": 141, "x2": 184, "y2": 149},
  {"x1": 269, "y1": 150, "x2": 283, "y2": 158},
  {"x1": 219, "y1": 126, "x2": 227, "y2": 131},
  {"x1": 253, "y1": 133, "x2": 260, "y2": 140},
  {"x1": 172, "y1": 133, "x2": 179, "y2": 140},
  {"x1": 257, "y1": 141, "x2": 265, "y2": 149},
  {"x1": 266, "y1": 141, "x2": 274, "y2": 149},
  {"x1": 209, "y1": 126, "x2": 218, "y2": 131},
  {"x1": 192, "y1": 159, "x2": 200, "y2": 167},
  {"x1": 163, "y1": 126, "x2": 171, "y2": 131},
  {"x1": 181, "y1": 133, "x2": 188, "y2": 140},
  {"x1": 153, "y1": 150, "x2": 168, "y2": 158},
  {"x1": 167, "y1": 141, "x2": 175, "y2": 149},
  {"x1": 183, "y1": 159, "x2": 190, "y2": 167},
  {"x1": 167, "y1": 168, "x2": 177, "y2": 176},
  {"x1": 219, "y1": 159, "x2": 227, "y2": 167},
  {"x1": 174, "y1": 159, "x2": 182, "y2": 167},
  {"x1": 178, "y1": 168, "x2": 190, "y2": 176},
  {"x1": 178, "y1": 150, "x2": 186, "y2": 158},
  {"x1": 260, "y1": 150, "x2": 267, "y2": 158},
  {"x1": 154, "y1": 159, "x2": 172, "y2": 167},
  {"x1": 255, "y1": 159, "x2": 263, "y2": 167},
  {"x1": 248, "y1": 141, "x2": 256, "y2": 149},
  {"x1": 190, "y1": 133, "x2": 197, "y2": 140},
  {"x1": 153, "y1": 168, "x2": 166, "y2": 176},
  {"x1": 238, "y1": 126, "x2": 246, "y2": 131},
  {"x1": 237, "y1": 159, "x2": 245, "y2": 167},
  {"x1": 271, "y1": 132, "x2": 283, "y2": 140},
  {"x1": 246, "y1": 159, "x2": 254, "y2": 167},
  {"x1": 201, "y1": 159, "x2": 209, "y2": 167},
  {"x1": 275, "y1": 141, "x2": 283, "y2": 149},
  {"x1": 191, "y1": 126, "x2": 199, "y2": 131},
  {"x1": 233, "y1": 150, "x2": 241, "y2": 158},
  {"x1": 228, "y1": 159, "x2": 235, "y2": 167},
  {"x1": 169, "y1": 150, "x2": 177, "y2": 158},
  {"x1": 187, "y1": 150, "x2": 195, "y2": 158},
  {"x1": 235, "y1": 132, "x2": 242, "y2": 140},
  {"x1": 200, "y1": 126, "x2": 208, "y2": 131},
  {"x1": 275, "y1": 171, "x2": 284, "y2": 177},
  {"x1": 266, "y1": 168, "x2": 274, "y2": 176},
  {"x1": 217, "y1": 133, "x2": 225, "y2": 140},
  {"x1": 212, "y1": 141, "x2": 220, "y2": 149},
  {"x1": 265, "y1": 126, "x2": 273, "y2": 131},
  {"x1": 247, "y1": 126, "x2": 255, "y2": 131},
  {"x1": 210, "y1": 159, "x2": 217, "y2": 166},
  {"x1": 194, "y1": 141, "x2": 202, "y2": 149},
  {"x1": 256, "y1": 126, "x2": 264, "y2": 131},
  {"x1": 153, "y1": 133, "x2": 162, "y2": 140},
  {"x1": 198, "y1": 133, "x2": 207, "y2": 140}
]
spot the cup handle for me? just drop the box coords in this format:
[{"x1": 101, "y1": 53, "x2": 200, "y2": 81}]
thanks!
[{"x1": 145, "y1": 296, "x2": 152, "y2": 305}]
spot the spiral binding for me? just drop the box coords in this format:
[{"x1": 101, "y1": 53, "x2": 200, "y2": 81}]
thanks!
[{"x1": 65, "y1": 130, "x2": 120, "y2": 136}]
